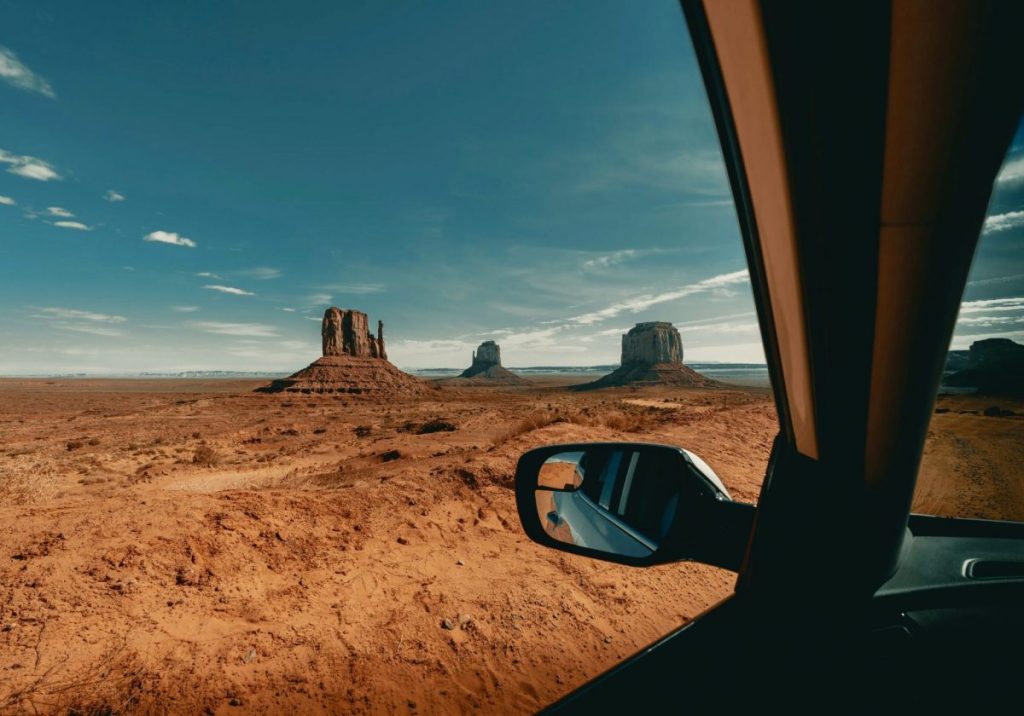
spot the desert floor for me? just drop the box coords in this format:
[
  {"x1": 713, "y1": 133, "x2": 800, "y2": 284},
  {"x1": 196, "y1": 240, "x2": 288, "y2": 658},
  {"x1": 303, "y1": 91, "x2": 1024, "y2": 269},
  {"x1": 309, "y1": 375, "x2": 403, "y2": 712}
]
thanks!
[{"x1": 0, "y1": 377, "x2": 1020, "y2": 714}]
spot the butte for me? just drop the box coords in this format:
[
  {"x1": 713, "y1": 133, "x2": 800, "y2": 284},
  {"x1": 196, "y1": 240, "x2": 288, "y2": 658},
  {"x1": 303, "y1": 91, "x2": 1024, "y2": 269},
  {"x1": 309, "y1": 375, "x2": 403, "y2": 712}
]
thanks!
[{"x1": 257, "y1": 308, "x2": 428, "y2": 395}]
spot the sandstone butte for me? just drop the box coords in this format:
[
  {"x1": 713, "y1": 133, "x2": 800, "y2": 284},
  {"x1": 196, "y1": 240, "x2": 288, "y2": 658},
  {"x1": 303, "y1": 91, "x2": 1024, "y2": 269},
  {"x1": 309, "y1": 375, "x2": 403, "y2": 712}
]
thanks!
[
  {"x1": 257, "y1": 308, "x2": 429, "y2": 395},
  {"x1": 573, "y1": 321, "x2": 718, "y2": 391},
  {"x1": 455, "y1": 341, "x2": 529, "y2": 385}
]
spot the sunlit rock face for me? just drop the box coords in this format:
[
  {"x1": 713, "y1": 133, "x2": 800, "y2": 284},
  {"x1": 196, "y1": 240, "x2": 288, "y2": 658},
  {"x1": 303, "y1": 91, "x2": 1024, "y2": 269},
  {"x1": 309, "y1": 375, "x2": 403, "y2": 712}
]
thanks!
[
  {"x1": 620, "y1": 322, "x2": 683, "y2": 366},
  {"x1": 321, "y1": 308, "x2": 386, "y2": 359},
  {"x1": 573, "y1": 321, "x2": 715, "y2": 391},
  {"x1": 257, "y1": 308, "x2": 424, "y2": 395},
  {"x1": 469, "y1": 341, "x2": 501, "y2": 370}
]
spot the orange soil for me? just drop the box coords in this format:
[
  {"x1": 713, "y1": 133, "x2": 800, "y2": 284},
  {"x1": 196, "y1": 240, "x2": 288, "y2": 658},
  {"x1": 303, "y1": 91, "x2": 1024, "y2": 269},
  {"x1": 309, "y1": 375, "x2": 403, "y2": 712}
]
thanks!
[{"x1": 0, "y1": 378, "x2": 1017, "y2": 713}]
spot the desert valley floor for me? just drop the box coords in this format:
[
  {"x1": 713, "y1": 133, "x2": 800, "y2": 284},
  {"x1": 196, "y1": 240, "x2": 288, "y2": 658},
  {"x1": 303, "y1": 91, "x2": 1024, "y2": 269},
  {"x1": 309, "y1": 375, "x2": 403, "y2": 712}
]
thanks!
[{"x1": 1, "y1": 377, "x2": 1021, "y2": 714}]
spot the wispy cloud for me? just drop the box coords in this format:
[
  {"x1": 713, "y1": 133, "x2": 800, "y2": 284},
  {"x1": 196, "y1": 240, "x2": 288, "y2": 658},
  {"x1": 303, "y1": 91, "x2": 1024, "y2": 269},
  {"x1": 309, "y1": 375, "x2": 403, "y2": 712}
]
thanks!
[
  {"x1": 582, "y1": 249, "x2": 639, "y2": 270},
  {"x1": 52, "y1": 220, "x2": 91, "y2": 231},
  {"x1": 959, "y1": 297, "x2": 1024, "y2": 314},
  {"x1": 307, "y1": 293, "x2": 332, "y2": 305},
  {"x1": 37, "y1": 307, "x2": 126, "y2": 323},
  {"x1": 196, "y1": 271, "x2": 221, "y2": 279},
  {"x1": 968, "y1": 274, "x2": 1024, "y2": 287},
  {"x1": 322, "y1": 283, "x2": 385, "y2": 295},
  {"x1": 280, "y1": 307, "x2": 296, "y2": 312},
  {"x1": 191, "y1": 321, "x2": 277, "y2": 337},
  {"x1": 236, "y1": 266, "x2": 281, "y2": 280},
  {"x1": 170, "y1": 305, "x2": 199, "y2": 313},
  {"x1": 0, "y1": 46, "x2": 56, "y2": 98},
  {"x1": 996, "y1": 155, "x2": 1024, "y2": 186},
  {"x1": 203, "y1": 284, "x2": 254, "y2": 296},
  {"x1": 46, "y1": 206, "x2": 74, "y2": 217},
  {"x1": 56, "y1": 324, "x2": 126, "y2": 337},
  {"x1": 104, "y1": 190, "x2": 125, "y2": 202},
  {"x1": 0, "y1": 148, "x2": 61, "y2": 181},
  {"x1": 0, "y1": 195, "x2": 14, "y2": 206},
  {"x1": 983, "y1": 210, "x2": 1024, "y2": 234},
  {"x1": 144, "y1": 230, "x2": 196, "y2": 248},
  {"x1": 956, "y1": 315, "x2": 1024, "y2": 327},
  {"x1": 569, "y1": 269, "x2": 749, "y2": 325}
]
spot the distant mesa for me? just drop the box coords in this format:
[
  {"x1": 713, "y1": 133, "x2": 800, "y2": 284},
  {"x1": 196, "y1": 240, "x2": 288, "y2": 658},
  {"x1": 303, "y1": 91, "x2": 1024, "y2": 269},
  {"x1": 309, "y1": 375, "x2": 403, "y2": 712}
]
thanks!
[
  {"x1": 455, "y1": 341, "x2": 529, "y2": 385},
  {"x1": 944, "y1": 337, "x2": 1024, "y2": 395},
  {"x1": 257, "y1": 308, "x2": 427, "y2": 395},
  {"x1": 572, "y1": 321, "x2": 718, "y2": 391}
]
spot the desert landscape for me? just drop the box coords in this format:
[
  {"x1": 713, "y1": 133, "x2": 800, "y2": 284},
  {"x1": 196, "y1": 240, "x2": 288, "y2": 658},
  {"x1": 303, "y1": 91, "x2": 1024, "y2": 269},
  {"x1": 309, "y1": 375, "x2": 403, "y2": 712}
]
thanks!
[{"x1": 1, "y1": 316, "x2": 1021, "y2": 714}]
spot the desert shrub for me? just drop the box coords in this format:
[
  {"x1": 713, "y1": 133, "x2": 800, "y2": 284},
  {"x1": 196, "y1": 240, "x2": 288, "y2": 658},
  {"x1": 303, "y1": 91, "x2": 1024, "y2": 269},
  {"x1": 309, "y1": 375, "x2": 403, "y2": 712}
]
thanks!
[
  {"x1": 602, "y1": 411, "x2": 650, "y2": 432},
  {"x1": 66, "y1": 440, "x2": 84, "y2": 451},
  {"x1": 353, "y1": 425, "x2": 372, "y2": 437},
  {"x1": 88, "y1": 437, "x2": 101, "y2": 446},
  {"x1": 492, "y1": 410, "x2": 586, "y2": 446},
  {"x1": 313, "y1": 426, "x2": 328, "y2": 434},
  {"x1": 416, "y1": 419, "x2": 457, "y2": 434},
  {"x1": 192, "y1": 444, "x2": 221, "y2": 467},
  {"x1": 380, "y1": 449, "x2": 402, "y2": 462}
]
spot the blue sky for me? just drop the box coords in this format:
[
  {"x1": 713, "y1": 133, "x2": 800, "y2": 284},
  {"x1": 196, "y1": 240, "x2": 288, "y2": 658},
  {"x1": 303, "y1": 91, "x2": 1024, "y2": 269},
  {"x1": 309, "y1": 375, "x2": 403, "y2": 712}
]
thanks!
[{"x1": 0, "y1": 1, "x2": 1020, "y2": 374}]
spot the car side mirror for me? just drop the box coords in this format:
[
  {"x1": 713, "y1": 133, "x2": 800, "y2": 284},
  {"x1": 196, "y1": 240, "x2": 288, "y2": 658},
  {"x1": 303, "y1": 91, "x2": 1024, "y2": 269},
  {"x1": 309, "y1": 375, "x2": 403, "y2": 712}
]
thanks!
[{"x1": 515, "y1": 443, "x2": 755, "y2": 571}]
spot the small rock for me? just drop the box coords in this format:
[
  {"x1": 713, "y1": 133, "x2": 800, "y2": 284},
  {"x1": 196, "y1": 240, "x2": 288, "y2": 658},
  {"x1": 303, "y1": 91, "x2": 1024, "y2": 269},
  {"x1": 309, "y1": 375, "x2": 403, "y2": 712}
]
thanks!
[
  {"x1": 604, "y1": 635, "x2": 613, "y2": 643},
  {"x1": 397, "y1": 536, "x2": 409, "y2": 545},
  {"x1": 456, "y1": 559, "x2": 465, "y2": 566},
  {"x1": 243, "y1": 647, "x2": 257, "y2": 664},
  {"x1": 458, "y1": 613, "x2": 473, "y2": 628},
  {"x1": 441, "y1": 618, "x2": 455, "y2": 630},
  {"x1": 275, "y1": 531, "x2": 286, "y2": 542},
  {"x1": 228, "y1": 697, "x2": 242, "y2": 707}
]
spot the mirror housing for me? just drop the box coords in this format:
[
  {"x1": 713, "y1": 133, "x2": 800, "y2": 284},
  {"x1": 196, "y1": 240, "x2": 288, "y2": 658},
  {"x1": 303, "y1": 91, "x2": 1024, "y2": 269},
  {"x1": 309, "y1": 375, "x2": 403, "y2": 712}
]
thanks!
[{"x1": 515, "y1": 443, "x2": 755, "y2": 571}]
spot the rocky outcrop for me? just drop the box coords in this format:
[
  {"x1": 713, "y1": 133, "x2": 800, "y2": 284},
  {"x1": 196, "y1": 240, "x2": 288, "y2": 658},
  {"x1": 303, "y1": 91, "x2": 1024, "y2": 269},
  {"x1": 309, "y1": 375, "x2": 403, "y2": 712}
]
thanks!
[
  {"x1": 259, "y1": 307, "x2": 424, "y2": 395},
  {"x1": 621, "y1": 322, "x2": 683, "y2": 366},
  {"x1": 573, "y1": 321, "x2": 717, "y2": 391},
  {"x1": 456, "y1": 341, "x2": 528, "y2": 385},
  {"x1": 322, "y1": 308, "x2": 386, "y2": 360},
  {"x1": 944, "y1": 337, "x2": 1024, "y2": 395}
]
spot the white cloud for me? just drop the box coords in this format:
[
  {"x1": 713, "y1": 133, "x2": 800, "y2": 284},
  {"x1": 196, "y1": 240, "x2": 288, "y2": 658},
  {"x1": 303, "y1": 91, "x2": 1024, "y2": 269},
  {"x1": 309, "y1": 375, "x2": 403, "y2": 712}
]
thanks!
[
  {"x1": 191, "y1": 321, "x2": 277, "y2": 337},
  {"x1": 236, "y1": 267, "x2": 281, "y2": 280},
  {"x1": 0, "y1": 148, "x2": 61, "y2": 181},
  {"x1": 983, "y1": 210, "x2": 1024, "y2": 234},
  {"x1": 104, "y1": 190, "x2": 125, "y2": 202},
  {"x1": 956, "y1": 315, "x2": 1024, "y2": 327},
  {"x1": 280, "y1": 307, "x2": 296, "y2": 312},
  {"x1": 196, "y1": 271, "x2": 221, "y2": 279},
  {"x1": 0, "y1": 46, "x2": 56, "y2": 98},
  {"x1": 46, "y1": 206, "x2": 73, "y2": 217},
  {"x1": 959, "y1": 297, "x2": 1024, "y2": 313},
  {"x1": 52, "y1": 220, "x2": 90, "y2": 231},
  {"x1": 967, "y1": 274, "x2": 1024, "y2": 287},
  {"x1": 319, "y1": 283, "x2": 385, "y2": 295},
  {"x1": 36, "y1": 307, "x2": 126, "y2": 323},
  {"x1": 307, "y1": 293, "x2": 332, "y2": 305},
  {"x1": 0, "y1": 195, "x2": 15, "y2": 206},
  {"x1": 55, "y1": 324, "x2": 125, "y2": 337},
  {"x1": 582, "y1": 250, "x2": 638, "y2": 270},
  {"x1": 203, "y1": 284, "x2": 254, "y2": 296},
  {"x1": 996, "y1": 155, "x2": 1024, "y2": 185},
  {"x1": 171, "y1": 305, "x2": 200, "y2": 313},
  {"x1": 143, "y1": 230, "x2": 196, "y2": 248},
  {"x1": 569, "y1": 269, "x2": 749, "y2": 325}
]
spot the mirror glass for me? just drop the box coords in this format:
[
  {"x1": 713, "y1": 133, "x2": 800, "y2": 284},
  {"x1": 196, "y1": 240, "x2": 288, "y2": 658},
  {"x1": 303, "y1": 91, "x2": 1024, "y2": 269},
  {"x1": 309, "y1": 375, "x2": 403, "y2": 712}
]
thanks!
[{"x1": 534, "y1": 447, "x2": 690, "y2": 559}]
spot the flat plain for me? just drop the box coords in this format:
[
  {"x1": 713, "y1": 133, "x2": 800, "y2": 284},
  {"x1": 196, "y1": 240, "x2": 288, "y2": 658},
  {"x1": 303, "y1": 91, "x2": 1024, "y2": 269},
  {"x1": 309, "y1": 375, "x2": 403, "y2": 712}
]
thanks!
[{"x1": 0, "y1": 377, "x2": 1019, "y2": 714}]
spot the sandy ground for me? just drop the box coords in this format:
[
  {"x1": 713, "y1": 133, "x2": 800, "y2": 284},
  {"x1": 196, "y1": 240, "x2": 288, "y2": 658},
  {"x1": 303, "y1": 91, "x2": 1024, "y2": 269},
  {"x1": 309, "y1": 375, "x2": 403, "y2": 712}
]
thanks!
[{"x1": 0, "y1": 377, "x2": 1018, "y2": 713}]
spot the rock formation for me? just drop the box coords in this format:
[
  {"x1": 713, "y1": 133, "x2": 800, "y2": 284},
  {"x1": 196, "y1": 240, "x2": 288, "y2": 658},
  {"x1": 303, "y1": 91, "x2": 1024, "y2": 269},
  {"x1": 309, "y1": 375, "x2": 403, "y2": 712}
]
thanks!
[
  {"x1": 259, "y1": 308, "x2": 425, "y2": 395},
  {"x1": 944, "y1": 337, "x2": 1024, "y2": 395},
  {"x1": 455, "y1": 340, "x2": 528, "y2": 385},
  {"x1": 573, "y1": 321, "x2": 717, "y2": 391}
]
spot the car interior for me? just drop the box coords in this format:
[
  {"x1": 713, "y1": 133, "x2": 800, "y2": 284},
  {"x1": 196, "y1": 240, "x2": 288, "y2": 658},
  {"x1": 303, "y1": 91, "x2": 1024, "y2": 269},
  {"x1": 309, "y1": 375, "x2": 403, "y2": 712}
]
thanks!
[{"x1": 513, "y1": 0, "x2": 1024, "y2": 710}]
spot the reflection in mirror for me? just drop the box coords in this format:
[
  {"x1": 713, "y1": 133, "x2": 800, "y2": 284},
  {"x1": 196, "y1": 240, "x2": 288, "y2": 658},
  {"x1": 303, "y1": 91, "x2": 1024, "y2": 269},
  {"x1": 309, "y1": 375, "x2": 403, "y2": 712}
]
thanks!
[
  {"x1": 534, "y1": 447, "x2": 687, "y2": 559},
  {"x1": 537, "y1": 451, "x2": 585, "y2": 490}
]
